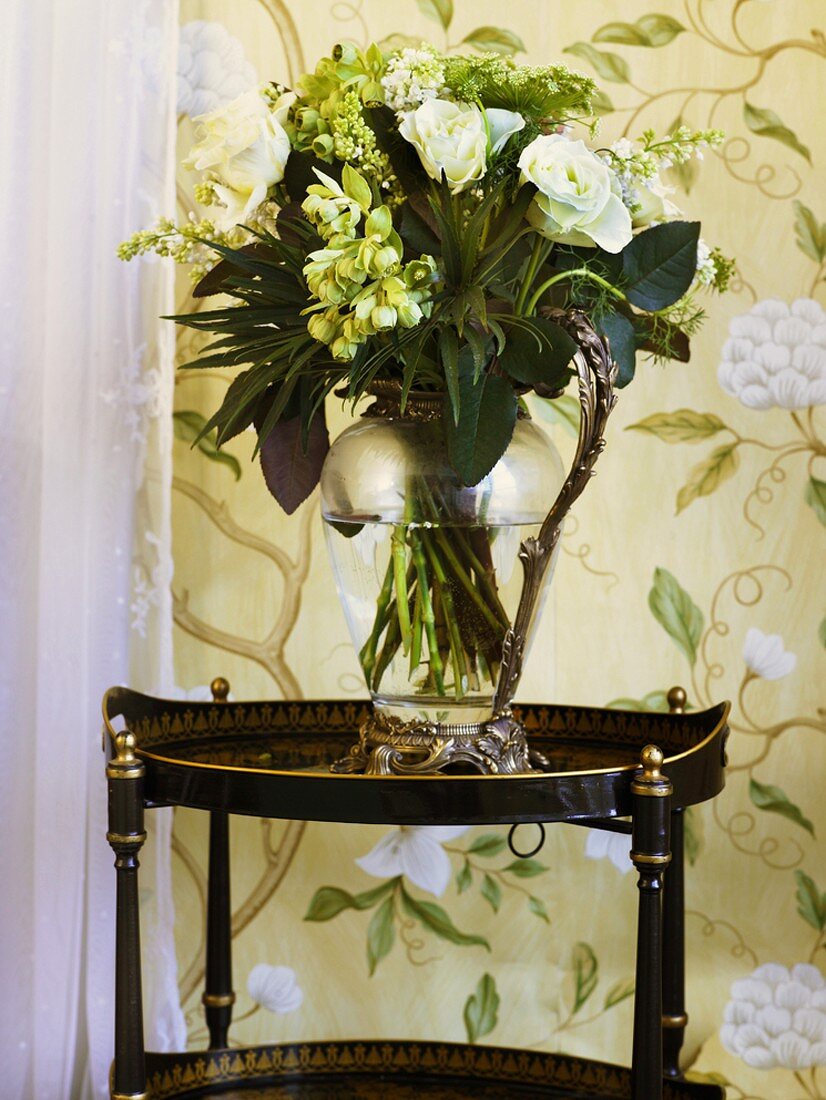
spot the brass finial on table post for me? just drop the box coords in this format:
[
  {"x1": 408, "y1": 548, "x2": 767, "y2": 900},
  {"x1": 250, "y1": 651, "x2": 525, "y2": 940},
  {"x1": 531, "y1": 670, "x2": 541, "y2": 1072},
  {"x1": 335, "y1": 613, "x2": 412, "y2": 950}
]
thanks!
[
  {"x1": 211, "y1": 677, "x2": 230, "y2": 702},
  {"x1": 667, "y1": 686, "x2": 687, "y2": 715}
]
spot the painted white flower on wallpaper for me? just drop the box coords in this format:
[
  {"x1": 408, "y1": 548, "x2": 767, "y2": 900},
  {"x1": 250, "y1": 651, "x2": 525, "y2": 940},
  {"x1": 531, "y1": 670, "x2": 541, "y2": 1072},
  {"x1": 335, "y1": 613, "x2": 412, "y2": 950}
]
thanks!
[
  {"x1": 356, "y1": 826, "x2": 470, "y2": 897},
  {"x1": 720, "y1": 963, "x2": 826, "y2": 1069},
  {"x1": 584, "y1": 828, "x2": 632, "y2": 874},
  {"x1": 718, "y1": 298, "x2": 826, "y2": 410},
  {"x1": 247, "y1": 964, "x2": 304, "y2": 1014},
  {"x1": 743, "y1": 628, "x2": 798, "y2": 681},
  {"x1": 178, "y1": 21, "x2": 258, "y2": 118}
]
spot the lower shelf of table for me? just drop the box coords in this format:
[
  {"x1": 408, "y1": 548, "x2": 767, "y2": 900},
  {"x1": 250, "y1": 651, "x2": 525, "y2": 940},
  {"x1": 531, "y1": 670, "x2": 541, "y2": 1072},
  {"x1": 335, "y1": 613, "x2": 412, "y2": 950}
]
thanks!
[{"x1": 142, "y1": 1040, "x2": 723, "y2": 1099}]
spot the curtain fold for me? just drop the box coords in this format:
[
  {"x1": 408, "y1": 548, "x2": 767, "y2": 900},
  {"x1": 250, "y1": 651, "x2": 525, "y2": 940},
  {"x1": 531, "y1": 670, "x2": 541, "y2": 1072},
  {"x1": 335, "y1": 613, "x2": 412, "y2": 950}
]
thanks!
[{"x1": 0, "y1": 2, "x2": 183, "y2": 1097}]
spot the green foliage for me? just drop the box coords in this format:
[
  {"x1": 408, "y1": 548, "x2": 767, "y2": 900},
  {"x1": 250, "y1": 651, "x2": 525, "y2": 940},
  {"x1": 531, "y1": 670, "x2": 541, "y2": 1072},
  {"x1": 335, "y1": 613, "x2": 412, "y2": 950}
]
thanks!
[
  {"x1": 603, "y1": 976, "x2": 635, "y2": 1009},
  {"x1": 744, "y1": 103, "x2": 811, "y2": 164},
  {"x1": 496, "y1": 316, "x2": 577, "y2": 386},
  {"x1": 676, "y1": 443, "x2": 740, "y2": 514},
  {"x1": 400, "y1": 884, "x2": 491, "y2": 950},
  {"x1": 467, "y1": 833, "x2": 508, "y2": 857},
  {"x1": 443, "y1": 371, "x2": 518, "y2": 486},
  {"x1": 502, "y1": 858, "x2": 548, "y2": 878},
  {"x1": 750, "y1": 779, "x2": 815, "y2": 837},
  {"x1": 648, "y1": 567, "x2": 704, "y2": 666},
  {"x1": 628, "y1": 409, "x2": 728, "y2": 444},
  {"x1": 793, "y1": 201, "x2": 826, "y2": 265},
  {"x1": 367, "y1": 896, "x2": 396, "y2": 975},
  {"x1": 571, "y1": 943, "x2": 599, "y2": 1015},
  {"x1": 480, "y1": 874, "x2": 502, "y2": 913},
  {"x1": 563, "y1": 42, "x2": 630, "y2": 84},
  {"x1": 593, "y1": 14, "x2": 685, "y2": 47},
  {"x1": 794, "y1": 870, "x2": 826, "y2": 932},
  {"x1": 173, "y1": 410, "x2": 242, "y2": 480},
  {"x1": 463, "y1": 974, "x2": 500, "y2": 1042},
  {"x1": 456, "y1": 862, "x2": 473, "y2": 893},
  {"x1": 805, "y1": 476, "x2": 826, "y2": 527},
  {"x1": 444, "y1": 54, "x2": 596, "y2": 118},
  {"x1": 304, "y1": 879, "x2": 397, "y2": 921},
  {"x1": 462, "y1": 27, "x2": 526, "y2": 57},
  {"x1": 621, "y1": 222, "x2": 700, "y2": 311},
  {"x1": 598, "y1": 310, "x2": 636, "y2": 387}
]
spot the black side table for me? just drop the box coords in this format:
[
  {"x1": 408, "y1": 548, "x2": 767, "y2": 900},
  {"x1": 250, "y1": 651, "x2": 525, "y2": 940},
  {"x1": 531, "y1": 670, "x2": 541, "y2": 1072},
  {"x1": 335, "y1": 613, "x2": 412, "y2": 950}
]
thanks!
[{"x1": 103, "y1": 684, "x2": 729, "y2": 1100}]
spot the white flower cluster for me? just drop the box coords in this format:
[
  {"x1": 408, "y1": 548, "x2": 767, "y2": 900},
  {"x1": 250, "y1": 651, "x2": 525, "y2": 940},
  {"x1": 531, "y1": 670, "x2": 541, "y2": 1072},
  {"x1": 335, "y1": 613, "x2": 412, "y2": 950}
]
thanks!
[
  {"x1": 380, "y1": 45, "x2": 448, "y2": 114},
  {"x1": 721, "y1": 963, "x2": 826, "y2": 1069},
  {"x1": 718, "y1": 298, "x2": 826, "y2": 410},
  {"x1": 694, "y1": 240, "x2": 716, "y2": 286}
]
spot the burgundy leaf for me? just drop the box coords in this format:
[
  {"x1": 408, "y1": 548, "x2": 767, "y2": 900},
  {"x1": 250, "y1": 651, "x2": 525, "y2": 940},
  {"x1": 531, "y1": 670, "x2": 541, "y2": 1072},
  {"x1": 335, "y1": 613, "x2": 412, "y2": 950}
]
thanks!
[{"x1": 259, "y1": 413, "x2": 329, "y2": 514}]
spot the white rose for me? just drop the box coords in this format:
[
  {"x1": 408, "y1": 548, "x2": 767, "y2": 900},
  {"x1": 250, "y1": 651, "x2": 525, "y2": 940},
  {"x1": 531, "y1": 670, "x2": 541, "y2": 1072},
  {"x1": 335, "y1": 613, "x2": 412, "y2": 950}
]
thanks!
[
  {"x1": 631, "y1": 176, "x2": 680, "y2": 228},
  {"x1": 186, "y1": 88, "x2": 294, "y2": 229},
  {"x1": 519, "y1": 134, "x2": 633, "y2": 253},
  {"x1": 399, "y1": 99, "x2": 524, "y2": 195}
]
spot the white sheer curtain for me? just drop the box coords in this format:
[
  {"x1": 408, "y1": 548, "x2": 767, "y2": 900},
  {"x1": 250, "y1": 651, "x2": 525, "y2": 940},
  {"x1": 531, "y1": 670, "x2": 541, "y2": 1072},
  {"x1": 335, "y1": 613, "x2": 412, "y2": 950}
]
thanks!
[{"x1": 0, "y1": 2, "x2": 184, "y2": 1097}]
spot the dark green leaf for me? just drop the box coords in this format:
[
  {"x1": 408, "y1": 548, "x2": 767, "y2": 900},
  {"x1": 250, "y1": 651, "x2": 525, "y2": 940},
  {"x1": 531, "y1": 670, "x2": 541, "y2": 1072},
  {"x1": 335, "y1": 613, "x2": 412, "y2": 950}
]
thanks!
[
  {"x1": 794, "y1": 870, "x2": 826, "y2": 932},
  {"x1": 622, "y1": 221, "x2": 700, "y2": 311},
  {"x1": 283, "y1": 150, "x2": 342, "y2": 204},
  {"x1": 398, "y1": 199, "x2": 442, "y2": 257},
  {"x1": 749, "y1": 779, "x2": 815, "y2": 837},
  {"x1": 304, "y1": 880, "x2": 396, "y2": 922},
  {"x1": 364, "y1": 106, "x2": 424, "y2": 196},
  {"x1": 498, "y1": 317, "x2": 578, "y2": 387},
  {"x1": 598, "y1": 311, "x2": 636, "y2": 388},
  {"x1": 648, "y1": 567, "x2": 704, "y2": 666},
  {"x1": 503, "y1": 858, "x2": 548, "y2": 878},
  {"x1": 528, "y1": 896, "x2": 550, "y2": 923},
  {"x1": 173, "y1": 410, "x2": 242, "y2": 480},
  {"x1": 572, "y1": 943, "x2": 599, "y2": 1015},
  {"x1": 439, "y1": 328, "x2": 461, "y2": 424},
  {"x1": 417, "y1": 0, "x2": 453, "y2": 29},
  {"x1": 676, "y1": 443, "x2": 739, "y2": 513},
  {"x1": 367, "y1": 896, "x2": 396, "y2": 975},
  {"x1": 480, "y1": 874, "x2": 502, "y2": 913},
  {"x1": 563, "y1": 42, "x2": 630, "y2": 83},
  {"x1": 593, "y1": 15, "x2": 685, "y2": 47},
  {"x1": 259, "y1": 407, "x2": 329, "y2": 514},
  {"x1": 400, "y1": 887, "x2": 490, "y2": 950},
  {"x1": 444, "y1": 371, "x2": 517, "y2": 486},
  {"x1": 603, "y1": 976, "x2": 635, "y2": 1008},
  {"x1": 805, "y1": 476, "x2": 826, "y2": 527},
  {"x1": 463, "y1": 26, "x2": 526, "y2": 56},
  {"x1": 467, "y1": 833, "x2": 507, "y2": 857},
  {"x1": 793, "y1": 201, "x2": 826, "y2": 264},
  {"x1": 464, "y1": 973, "x2": 500, "y2": 1042},
  {"x1": 744, "y1": 103, "x2": 811, "y2": 164},
  {"x1": 628, "y1": 409, "x2": 728, "y2": 444},
  {"x1": 457, "y1": 862, "x2": 473, "y2": 894}
]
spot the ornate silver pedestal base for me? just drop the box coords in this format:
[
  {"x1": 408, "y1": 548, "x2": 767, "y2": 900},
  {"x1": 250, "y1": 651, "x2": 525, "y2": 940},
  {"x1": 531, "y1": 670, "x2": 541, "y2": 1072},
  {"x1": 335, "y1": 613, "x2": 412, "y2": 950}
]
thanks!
[{"x1": 330, "y1": 711, "x2": 546, "y2": 775}]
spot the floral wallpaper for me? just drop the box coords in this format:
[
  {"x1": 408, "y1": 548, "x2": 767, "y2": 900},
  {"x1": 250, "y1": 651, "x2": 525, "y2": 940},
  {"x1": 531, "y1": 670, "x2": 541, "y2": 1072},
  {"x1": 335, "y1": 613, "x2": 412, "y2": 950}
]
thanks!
[{"x1": 166, "y1": 1, "x2": 826, "y2": 1096}]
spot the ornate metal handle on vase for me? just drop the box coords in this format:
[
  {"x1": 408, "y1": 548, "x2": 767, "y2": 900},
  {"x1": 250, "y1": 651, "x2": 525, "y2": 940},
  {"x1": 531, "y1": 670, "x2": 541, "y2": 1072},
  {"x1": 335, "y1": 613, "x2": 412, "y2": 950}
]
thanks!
[{"x1": 491, "y1": 308, "x2": 617, "y2": 717}]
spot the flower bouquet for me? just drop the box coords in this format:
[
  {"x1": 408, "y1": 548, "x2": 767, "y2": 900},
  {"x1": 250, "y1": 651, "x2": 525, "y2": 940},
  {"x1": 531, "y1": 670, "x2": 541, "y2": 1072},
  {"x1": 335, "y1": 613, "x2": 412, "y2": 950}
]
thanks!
[{"x1": 122, "y1": 41, "x2": 731, "y2": 766}]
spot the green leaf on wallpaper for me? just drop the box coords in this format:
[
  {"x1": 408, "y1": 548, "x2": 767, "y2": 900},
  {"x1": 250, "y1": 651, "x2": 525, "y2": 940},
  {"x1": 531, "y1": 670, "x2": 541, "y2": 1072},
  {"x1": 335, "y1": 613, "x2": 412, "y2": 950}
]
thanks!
[
  {"x1": 648, "y1": 567, "x2": 704, "y2": 666},
  {"x1": 603, "y1": 976, "x2": 635, "y2": 1009},
  {"x1": 400, "y1": 886, "x2": 491, "y2": 950},
  {"x1": 417, "y1": 0, "x2": 453, "y2": 30},
  {"x1": 463, "y1": 26, "x2": 526, "y2": 56},
  {"x1": 793, "y1": 201, "x2": 826, "y2": 264},
  {"x1": 684, "y1": 806, "x2": 703, "y2": 865},
  {"x1": 794, "y1": 870, "x2": 826, "y2": 932},
  {"x1": 593, "y1": 15, "x2": 685, "y2": 47},
  {"x1": 304, "y1": 879, "x2": 396, "y2": 922},
  {"x1": 743, "y1": 103, "x2": 812, "y2": 164},
  {"x1": 805, "y1": 476, "x2": 826, "y2": 527},
  {"x1": 628, "y1": 409, "x2": 727, "y2": 444},
  {"x1": 608, "y1": 691, "x2": 670, "y2": 712},
  {"x1": 676, "y1": 443, "x2": 740, "y2": 514},
  {"x1": 467, "y1": 832, "x2": 508, "y2": 857},
  {"x1": 173, "y1": 410, "x2": 242, "y2": 480},
  {"x1": 464, "y1": 973, "x2": 500, "y2": 1042},
  {"x1": 591, "y1": 88, "x2": 615, "y2": 116},
  {"x1": 528, "y1": 896, "x2": 550, "y2": 923},
  {"x1": 367, "y1": 895, "x2": 396, "y2": 975},
  {"x1": 481, "y1": 874, "x2": 503, "y2": 913},
  {"x1": 531, "y1": 393, "x2": 581, "y2": 437},
  {"x1": 503, "y1": 858, "x2": 548, "y2": 878},
  {"x1": 563, "y1": 42, "x2": 630, "y2": 84},
  {"x1": 750, "y1": 779, "x2": 815, "y2": 837},
  {"x1": 572, "y1": 942, "x2": 599, "y2": 1015},
  {"x1": 457, "y1": 861, "x2": 473, "y2": 894}
]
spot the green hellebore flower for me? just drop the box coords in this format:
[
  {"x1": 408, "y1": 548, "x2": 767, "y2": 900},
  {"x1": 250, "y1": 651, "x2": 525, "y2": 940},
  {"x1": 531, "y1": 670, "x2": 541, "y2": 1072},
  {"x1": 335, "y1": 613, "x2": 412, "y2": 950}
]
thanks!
[
  {"x1": 397, "y1": 301, "x2": 423, "y2": 327},
  {"x1": 371, "y1": 304, "x2": 398, "y2": 330},
  {"x1": 364, "y1": 205, "x2": 392, "y2": 240}
]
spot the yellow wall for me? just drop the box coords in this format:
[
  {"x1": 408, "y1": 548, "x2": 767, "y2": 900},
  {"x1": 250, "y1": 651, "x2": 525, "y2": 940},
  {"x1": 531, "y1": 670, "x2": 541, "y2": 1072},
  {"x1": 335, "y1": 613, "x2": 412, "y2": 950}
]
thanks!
[{"x1": 170, "y1": 3, "x2": 826, "y2": 1094}]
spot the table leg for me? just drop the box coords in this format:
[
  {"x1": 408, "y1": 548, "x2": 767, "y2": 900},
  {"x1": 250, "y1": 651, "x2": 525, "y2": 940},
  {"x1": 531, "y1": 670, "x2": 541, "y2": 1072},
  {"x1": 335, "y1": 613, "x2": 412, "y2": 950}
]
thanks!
[
  {"x1": 630, "y1": 745, "x2": 672, "y2": 1100},
  {"x1": 107, "y1": 732, "x2": 149, "y2": 1100},
  {"x1": 663, "y1": 809, "x2": 687, "y2": 1078},
  {"x1": 203, "y1": 810, "x2": 234, "y2": 1048}
]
